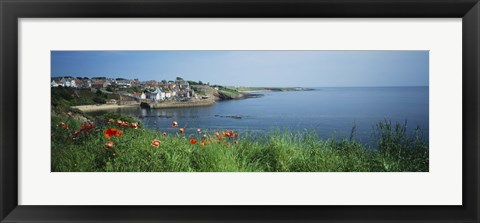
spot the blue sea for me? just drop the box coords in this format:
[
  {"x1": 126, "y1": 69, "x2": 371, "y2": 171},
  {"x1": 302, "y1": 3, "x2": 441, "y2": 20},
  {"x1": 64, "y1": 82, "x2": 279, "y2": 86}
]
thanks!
[{"x1": 87, "y1": 87, "x2": 429, "y2": 146}]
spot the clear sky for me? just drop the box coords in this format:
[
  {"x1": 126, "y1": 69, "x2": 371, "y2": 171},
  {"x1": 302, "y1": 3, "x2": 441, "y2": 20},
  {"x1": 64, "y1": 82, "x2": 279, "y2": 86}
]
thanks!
[{"x1": 51, "y1": 51, "x2": 428, "y2": 87}]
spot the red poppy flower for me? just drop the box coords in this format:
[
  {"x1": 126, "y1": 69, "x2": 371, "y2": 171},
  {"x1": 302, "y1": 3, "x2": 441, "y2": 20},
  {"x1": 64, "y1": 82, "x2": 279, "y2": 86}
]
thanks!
[
  {"x1": 151, "y1": 139, "x2": 161, "y2": 147},
  {"x1": 189, "y1": 138, "x2": 198, "y2": 144},
  {"x1": 233, "y1": 133, "x2": 238, "y2": 138},
  {"x1": 81, "y1": 123, "x2": 88, "y2": 130},
  {"x1": 172, "y1": 121, "x2": 178, "y2": 127},
  {"x1": 179, "y1": 128, "x2": 184, "y2": 134},
  {"x1": 104, "y1": 128, "x2": 123, "y2": 138},
  {"x1": 105, "y1": 141, "x2": 114, "y2": 149}
]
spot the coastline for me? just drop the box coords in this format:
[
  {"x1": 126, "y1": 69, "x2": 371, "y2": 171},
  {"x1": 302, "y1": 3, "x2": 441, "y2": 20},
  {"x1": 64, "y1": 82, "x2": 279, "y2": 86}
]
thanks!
[
  {"x1": 142, "y1": 99, "x2": 216, "y2": 109},
  {"x1": 72, "y1": 103, "x2": 140, "y2": 112},
  {"x1": 238, "y1": 90, "x2": 272, "y2": 93}
]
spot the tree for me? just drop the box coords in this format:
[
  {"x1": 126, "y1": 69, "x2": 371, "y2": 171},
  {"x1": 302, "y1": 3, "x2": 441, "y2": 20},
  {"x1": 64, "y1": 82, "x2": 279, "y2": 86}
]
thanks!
[
  {"x1": 161, "y1": 80, "x2": 167, "y2": 84},
  {"x1": 95, "y1": 89, "x2": 103, "y2": 96},
  {"x1": 198, "y1": 80, "x2": 203, "y2": 85},
  {"x1": 176, "y1": 77, "x2": 184, "y2": 81}
]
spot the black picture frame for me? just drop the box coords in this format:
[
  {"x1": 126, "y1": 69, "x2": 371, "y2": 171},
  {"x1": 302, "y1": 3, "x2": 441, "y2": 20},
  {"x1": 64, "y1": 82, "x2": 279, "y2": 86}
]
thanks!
[{"x1": 1, "y1": 0, "x2": 479, "y2": 222}]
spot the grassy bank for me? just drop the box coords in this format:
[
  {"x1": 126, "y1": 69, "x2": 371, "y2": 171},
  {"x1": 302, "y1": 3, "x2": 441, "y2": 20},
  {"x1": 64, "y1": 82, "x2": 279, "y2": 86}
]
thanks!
[
  {"x1": 51, "y1": 113, "x2": 428, "y2": 172},
  {"x1": 52, "y1": 86, "x2": 117, "y2": 107},
  {"x1": 235, "y1": 87, "x2": 310, "y2": 92}
]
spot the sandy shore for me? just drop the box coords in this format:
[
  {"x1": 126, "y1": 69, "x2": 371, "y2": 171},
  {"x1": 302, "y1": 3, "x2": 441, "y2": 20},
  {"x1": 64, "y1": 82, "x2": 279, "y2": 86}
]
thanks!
[{"x1": 72, "y1": 103, "x2": 140, "y2": 112}]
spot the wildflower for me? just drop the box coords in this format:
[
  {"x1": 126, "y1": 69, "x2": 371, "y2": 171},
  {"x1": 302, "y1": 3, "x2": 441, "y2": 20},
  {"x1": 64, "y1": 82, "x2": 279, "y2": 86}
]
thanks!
[
  {"x1": 179, "y1": 128, "x2": 184, "y2": 134},
  {"x1": 58, "y1": 122, "x2": 69, "y2": 129},
  {"x1": 172, "y1": 121, "x2": 178, "y2": 127},
  {"x1": 200, "y1": 141, "x2": 206, "y2": 146},
  {"x1": 131, "y1": 122, "x2": 139, "y2": 129},
  {"x1": 226, "y1": 143, "x2": 231, "y2": 148},
  {"x1": 108, "y1": 119, "x2": 115, "y2": 124},
  {"x1": 122, "y1": 121, "x2": 130, "y2": 127},
  {"x1": 67, "y1": 112, "x2": 72, "y2": 117},
  {"x1": 81, "y1": 123, "x2": 94, "y2": 131},
  {"x1": 117, "y1": 120, "x2": 123, "y2": 126},
  {"x1": 151, "y1": 139, "x2": 161, "y2": 147},
  {"x1": 233, "y1": 133, "x2": 238, "y2": 138},
  {"x1": 162, "y1": 132, "x2": 167, "y2": 137},
  {"x1": 105, "y1": 141, "x2": 114, "y2": 149},
  {"x1": 114, "y1": 129, "x2": 123, "y2": 137},
  {"x1": 202, "y1": 134, "x2": 207, "y2": 139},
  {"x1": 234, "y1": 140, "x2": 238, "y2": 145},
  {"x1": 214, "y1": 132, "x2": 220, "y2": 137},
  {"x1": 190, "y1": 138, "x2": 198, "y2": 144},
  {"x1": 104, "y1": 128, "x2": 123, "y2": 138},
  {"x1": 196, "y1": 129, "x2": 201, "y2": 133}
]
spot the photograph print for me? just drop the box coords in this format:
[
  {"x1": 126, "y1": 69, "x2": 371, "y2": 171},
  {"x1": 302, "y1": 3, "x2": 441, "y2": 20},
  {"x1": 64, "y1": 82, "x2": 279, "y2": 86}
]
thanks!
[{"x1": 51, "y1": 50, "x2": 429, "y2": 172}]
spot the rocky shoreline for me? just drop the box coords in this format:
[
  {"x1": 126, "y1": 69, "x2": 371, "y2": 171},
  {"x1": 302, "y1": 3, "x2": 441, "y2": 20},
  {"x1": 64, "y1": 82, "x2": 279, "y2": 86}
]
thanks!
[{"x1": 141, "y1": 98, "x2": 216, "y2": 109}]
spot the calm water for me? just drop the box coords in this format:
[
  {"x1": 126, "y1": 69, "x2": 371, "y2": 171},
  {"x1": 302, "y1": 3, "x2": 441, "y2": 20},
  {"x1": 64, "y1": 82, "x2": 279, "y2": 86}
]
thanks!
[{"x1": 88, "y1": 87, "x2": 429, "y2": 146}]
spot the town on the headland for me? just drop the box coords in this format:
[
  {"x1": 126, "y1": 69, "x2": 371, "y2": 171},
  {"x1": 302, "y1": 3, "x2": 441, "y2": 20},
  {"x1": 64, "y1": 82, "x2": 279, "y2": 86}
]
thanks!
[{"x1": 51, "y1": 76, "x2": 312, "y2": 111}]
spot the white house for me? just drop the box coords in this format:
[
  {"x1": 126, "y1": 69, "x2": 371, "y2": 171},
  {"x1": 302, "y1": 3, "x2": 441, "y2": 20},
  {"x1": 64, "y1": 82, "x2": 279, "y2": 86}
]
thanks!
[
  {"x1": 165, "y1": 92, "x2": 172, "y2": 98},
  {"x1": 60, "y1": 78, "x2": 77, "y2": 88},
  {"x1": 61, "y1": 78, "x2": 70, "y2": 87},
  {"x1": 133, "y1": 92, "x2": 146, "y2": 100},
  {"x1": 69, "y1": 80, "x2": 77, "y2": 88},
  {"x1": 51, "y1": 80, "x2": 59, "y2": 87},
  {"x1": 146, "y1": 87, "x2": 165, "y2": 101}
]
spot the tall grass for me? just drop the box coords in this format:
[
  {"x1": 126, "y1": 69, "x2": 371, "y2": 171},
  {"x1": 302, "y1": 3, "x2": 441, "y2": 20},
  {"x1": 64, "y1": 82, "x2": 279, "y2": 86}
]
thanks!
[{"x1": 51, "y1": 114, "x2": 428, "y2": 172}]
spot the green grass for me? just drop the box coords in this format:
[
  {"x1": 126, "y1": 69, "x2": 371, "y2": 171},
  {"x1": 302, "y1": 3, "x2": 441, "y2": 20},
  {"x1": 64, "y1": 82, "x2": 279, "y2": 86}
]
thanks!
[
  {"x1": 51, "y1": 114, "x2": 429, "y2": 172},
  {"x1": 217, "y1": 86, "x2": 241, "y2": 96},
  {"x1": 51, "y1": 87, "x2": 119, "y2": 107}
]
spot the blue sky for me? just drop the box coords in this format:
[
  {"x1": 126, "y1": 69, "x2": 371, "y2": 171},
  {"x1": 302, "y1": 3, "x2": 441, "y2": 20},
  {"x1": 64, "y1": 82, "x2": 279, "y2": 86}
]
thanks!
[{"x1": 51, "y1": 51, "x2": 428, "y2": 87}]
